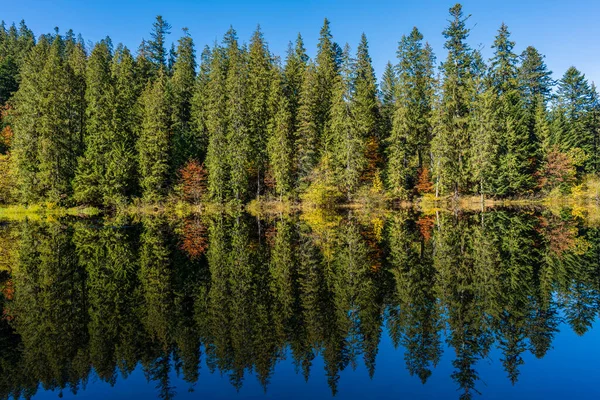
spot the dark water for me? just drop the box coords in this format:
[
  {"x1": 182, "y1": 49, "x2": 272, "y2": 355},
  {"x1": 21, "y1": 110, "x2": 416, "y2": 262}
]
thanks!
[{"x1": 0, "y1": 209, "x2": 599, "y2": 400}]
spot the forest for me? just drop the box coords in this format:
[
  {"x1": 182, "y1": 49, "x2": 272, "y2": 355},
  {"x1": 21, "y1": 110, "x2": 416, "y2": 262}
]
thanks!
[{"x1": 0, "y1": 3, "x2": 599, "y2": 208}]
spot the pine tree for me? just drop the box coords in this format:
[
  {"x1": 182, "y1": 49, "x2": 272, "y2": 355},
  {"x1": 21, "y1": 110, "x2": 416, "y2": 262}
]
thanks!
[
  {"x1": 138, "y1": 68, "x2": 171, "y2": 202},
  {"x1": 108, "y1": 44, "x2": 138, "y2": 203},
  {"x1": 224, "y1": 28, "x2": 251, "y2": 202},
  {"x1": 73, "y1": 40, "x2": 114, "y2": 206},
  {"x1": 431, "y1": 4, "x2": 475, "y2": 196},
  {"x1": 190, "y1": 45, "x2": 212, "y2": 163},
  {"x1": 247, "y1": 26, "x2": 273, "y2": 198},
  {"x1": 353, "y1": 33, "x2": 381, "y2": 187},
  {"x1": 11, "y1": 36, "x2": 50, "y2": 203},
  {"x1": 387, "y1": 27, "x2": 435, "y2": 195},
  {"x1": 316, "y1": 18, "x2": 339, "y2": 150},
  {"x1": 204, "y1": 44, "x2": 229, "y2": 202},
  {"x1": 555, "y1": 66, "x2": 595, "y2": 172},
  {"x1": 295, "y1": 62, "x2": 320, "y2": 187},
  {"x1": 148, "y1": 16, "x2": 171, "y2": 70},
  {"x1": 267, "y1": 70, "x2": 294, "y2": 199},
  {"x1": 170, "y1": 28, "x2": 197, "y2": 176},
  {"x1": 489, "y1": 23, "x2": 534, "y2": 196},
  {"x1": 283, "y1": 34, "x2": 308, "y2": 133},
  {"x1": 470, "y1": 86, "x2": 499, "y2": 199},
  {"x1": 330, "y1": 44, "x2": 364, "y2": 197},
  {"x1": 379, "y1": 61, "x2": 396, "y2": 140}
]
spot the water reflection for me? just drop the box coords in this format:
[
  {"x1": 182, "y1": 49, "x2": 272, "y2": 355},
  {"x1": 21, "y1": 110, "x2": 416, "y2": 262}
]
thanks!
[{"x1": 0, "y1": 209, "x2": 599, "y2": 399}]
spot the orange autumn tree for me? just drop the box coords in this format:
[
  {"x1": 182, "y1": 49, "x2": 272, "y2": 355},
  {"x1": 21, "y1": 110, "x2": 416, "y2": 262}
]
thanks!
[
  {"x1": 178, "y1": 160, "x2": 207, "y2": 203},
  {"x1": 415, "y1": 167, "x2": 434, "y2": 194}
]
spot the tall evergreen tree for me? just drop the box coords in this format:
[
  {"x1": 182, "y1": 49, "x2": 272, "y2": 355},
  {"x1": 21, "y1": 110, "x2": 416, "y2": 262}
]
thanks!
[
  {"x1": 316, "y1": 18, "x2": 339, "y2": 150},
  {"x1": 247, "y1": 26, "x2": 273, "y2": 198},
  {"x1": 267, "y1": 70, "x2": 294, "y2": 199},
  {"x1": 379, "y1": 61, "x2": 396, "y2": 141},
  {"x1": 204, "y1": 44, "x2": 229, "y2": 202},
  {"x1": 387, "y1": 28, "x2": 435, "y2": 195},
  {"x1": 489, "y1": 23, "x2": 534, "y2": 195},
  {"x1": 295, "y1": 62, "x2": 320, "y2": 186},
  {"x1": 148, "y1": 15, "x2": 171, "y2": 70},
  {"x1": 138, "y1": 69, "x2": 171, "y2": 202},
  {"x1": 283, "y1": 34, "x2": 308, "y2": 133},
  {"x1": 224, "y1": 28, "x2": 251, "y2": 202},
  {"x1": 73, "y1": 40, "x2": 115, "y2": 206},
  {"x1": 190, "y1": 45, "x2": 212, "y2": 163},
  {"x1": 353, "y1": 33, "x2": 381, "y2": 186},
  {"x1": 170, "y1": 28, "x2": 197, "y2": 175},
  {"x1": 431, "y1": 4, "x2": 475, "y2": 196}
]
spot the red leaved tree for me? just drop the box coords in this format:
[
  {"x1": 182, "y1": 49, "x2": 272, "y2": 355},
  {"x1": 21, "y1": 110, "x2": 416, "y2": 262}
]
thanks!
[{"x1": 178, "y1": 160, "x2": 207, "y2": 203}]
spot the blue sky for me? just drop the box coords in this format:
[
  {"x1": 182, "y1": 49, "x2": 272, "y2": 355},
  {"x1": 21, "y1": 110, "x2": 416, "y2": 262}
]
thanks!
[{"x1": 2, "y1": 0, "x2": 599, "y2": 87}]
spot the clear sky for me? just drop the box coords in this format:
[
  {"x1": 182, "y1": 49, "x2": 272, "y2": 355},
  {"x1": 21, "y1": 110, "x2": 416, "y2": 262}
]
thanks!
[{"x1": 2, "y1": 0, "x2": 599, "y2": 87}]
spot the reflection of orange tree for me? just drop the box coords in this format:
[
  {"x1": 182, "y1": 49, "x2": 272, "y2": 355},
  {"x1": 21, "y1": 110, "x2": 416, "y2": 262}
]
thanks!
[
  {"x1": 179, "y1": 218, "x2": 208, "y2": 259},
  {"x1": 536, "y1": 215, "x2": 588, "y2": 256},
  {"x1": 416, "y1": 214, "x2": 435, "y2": 242}
]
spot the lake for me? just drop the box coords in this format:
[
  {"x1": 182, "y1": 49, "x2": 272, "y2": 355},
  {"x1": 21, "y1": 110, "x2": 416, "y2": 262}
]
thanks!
[{"x1": 0, "y1": 208, "x2": 599, "y2": 399}]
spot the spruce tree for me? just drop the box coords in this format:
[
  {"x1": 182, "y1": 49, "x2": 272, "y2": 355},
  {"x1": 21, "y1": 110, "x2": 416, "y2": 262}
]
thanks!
[
  {"x1": 267, "y1": 70, "x2": 294, "y2": 199},
  {"x1": 204, "y1": 44, "x2": 229, "y2": 202},
  {"x1": 148, "y1": 16, "x2": 171, "y2": 70},
  {"x1": 247, "y1": 26, "x2": 273, "y2": 198},
  {"x1": 315, "y1": 18, "x2": 339, "y2": 149},
  {"x1": 330, "y1": 44, "x2": 364, "y2": 197},
  {"x1": 353, "y1": 33, "x2": 381, "y2": 186},
  {"x1": 387, "y1": 27, "x2": 435, "y2": 195},
  {"x1": 11, "y1": 37, "x2": 50, "y2": 203},
  {"x1": 470, "y1": 86, "x2": 499, "y2": 199},
  {"x1": 73, "y1": 40, "x2": 114, "y2": 206},
  {"x1": 379, "y1": 61, "x2": 396, "y2": 141},
  {"x1": 190, "y1": 45, "x2": 212, "y2": 163},
  {"x1": 489, "y1": 23, "x2": 534, "y2": 196},
  {"x1": 555, "y1": 66, "x2": 595, "y2": 172},
  {"x1": 283, "y1": 34, "x2": 308, "y2": 133},
  {"x1": 138, "y1": 68, "x2": 171, "y2": 202},
  {"x1": 170, "y1": 28, "x2": 197, "y2": 176},
  {"x1": 431, "y1": 4, "x2": 475, "y2": 196},
  {"x1": 224, "y1": 28, "x2": 251, "y2": 202},
  {"x1": 295, "y1": 62, "x2": 320, "y2": 186}
]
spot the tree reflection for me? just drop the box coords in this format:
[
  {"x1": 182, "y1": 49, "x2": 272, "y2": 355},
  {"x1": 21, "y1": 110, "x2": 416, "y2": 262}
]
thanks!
[{"x1": 0, "y1": 208, "x2": 599, "y2": 399}]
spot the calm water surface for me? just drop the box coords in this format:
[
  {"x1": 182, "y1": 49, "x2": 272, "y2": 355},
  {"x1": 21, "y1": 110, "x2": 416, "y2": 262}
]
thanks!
[{"x1": 0, "y1": 209, "x2": 599, "y2": 399}]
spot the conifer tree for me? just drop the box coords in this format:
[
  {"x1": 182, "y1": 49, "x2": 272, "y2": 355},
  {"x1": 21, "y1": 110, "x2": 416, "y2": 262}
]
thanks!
[
  {"x1": 283, "y1": 34, "x2": 308, "y2": 133},
  {"x1": 316, "y1": 18, "x2": 339, "y2": 149},
  {"x1": 204, "y1": 44, "x2": 229, "y2": 201},
  {"x1": 267, "y1": 70, "x2": 294, "y2": 199},
  {"x1": 170, "y1": 28, "x2": 197, "y2": 176},
  {"x1": 387, "y1": 28, "x2": 435, "y2": 195},
  {"x1": 224, "y1": 28, "x2": 251, "y2": 202},
  {"x1": 148, "y1": 16, "x2": 171, "y2": 70},
  {"x1": 138, "y1": 68, "x2": 171, "y2": 202},
  {"x1": 330, "y1": 44, "x2": 364, "y2": 197},
  {"x1": 353, "y1": 33, "x2": 381, "y2": 186},
  {"x1": 73, "y1": 40, "x2": 115, "y2": 206},
  {"x1": 489, "y1": 23, "x2": 533, "y2": 195},
  {"x1": 108, "y1": 44, "x2": 138, "y2": 202},
  {"x1": 247, "y1": 26, "x2": 273, "y2": 197},
  {"x1": 470, "y1": 86, "x2": 498, "y2": 199},
  {"x1": 190, "y1": 45, "x2": 212, "y2": 162},
  {"x1": 555, "y1": 66, "x2": 595, "y2": 172},
  {"x1": 11, "y1": 36, "x2": 50, "y2": 203},
  {"x1": 431, "y1": 4, "x2": 475, "y2": 196},
  {"x1": 295, "y1": 62, "x2": 320, "y2": 186},
  {"x1": 379, "y1": 61, "x2": 396, "y2": 140}
]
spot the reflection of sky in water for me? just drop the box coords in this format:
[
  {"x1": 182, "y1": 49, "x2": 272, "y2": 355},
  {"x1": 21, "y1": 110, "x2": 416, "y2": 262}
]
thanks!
[{"x1": 35, "y1": 316, "x2": 600, "y2": 399}]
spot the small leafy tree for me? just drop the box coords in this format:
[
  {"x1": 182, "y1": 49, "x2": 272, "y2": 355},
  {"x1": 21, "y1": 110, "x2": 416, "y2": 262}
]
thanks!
[{"x1": 178, "y1": 159, "x2": 207, "y2": 203}]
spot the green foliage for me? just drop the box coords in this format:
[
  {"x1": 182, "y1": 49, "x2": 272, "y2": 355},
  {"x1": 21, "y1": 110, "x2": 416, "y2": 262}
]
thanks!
[{"x1": 138, "y1": 69, "x2": 171, "y2": 202}]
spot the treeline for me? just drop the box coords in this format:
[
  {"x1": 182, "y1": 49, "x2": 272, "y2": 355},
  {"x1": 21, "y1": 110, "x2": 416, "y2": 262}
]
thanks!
[
  {"x1": 0, "y1": 4, "x2": 599, "y2": 207},
  {"x1": 1, "y1": 209, "x2": 599, "y2": 399}
]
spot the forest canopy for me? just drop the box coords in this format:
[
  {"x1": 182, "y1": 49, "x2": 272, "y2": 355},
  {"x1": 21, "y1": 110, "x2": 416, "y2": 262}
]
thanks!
[{"x1": 0, "y1": 3, "x2": 598, "y2": 207}]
